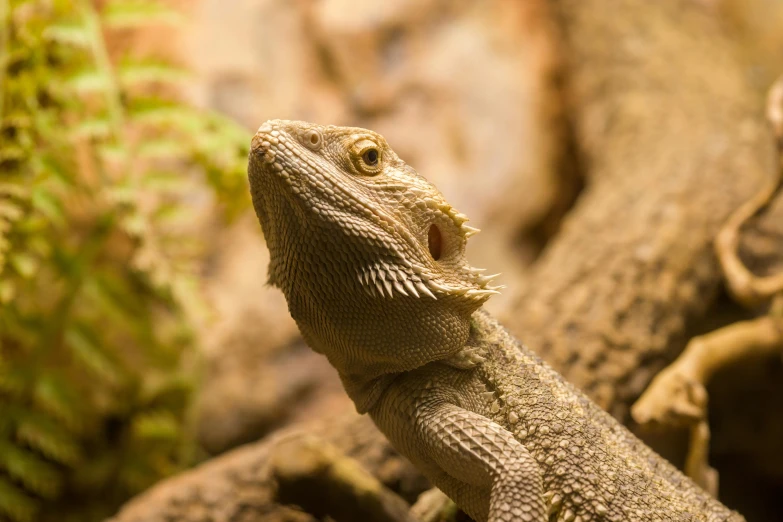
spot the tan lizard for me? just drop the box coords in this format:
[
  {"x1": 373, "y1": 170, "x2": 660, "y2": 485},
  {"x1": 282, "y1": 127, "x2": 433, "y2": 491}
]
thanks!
[{"x1": 247, "y1": 119, "x2": 745, "y2": 522}]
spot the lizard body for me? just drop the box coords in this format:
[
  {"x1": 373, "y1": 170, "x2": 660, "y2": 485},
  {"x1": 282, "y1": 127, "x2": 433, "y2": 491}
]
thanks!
[{"x1": 247, "y1": 120, "x2": 744, "y2": 522}]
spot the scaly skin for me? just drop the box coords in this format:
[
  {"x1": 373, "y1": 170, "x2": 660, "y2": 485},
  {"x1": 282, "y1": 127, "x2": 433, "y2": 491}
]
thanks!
[{"x1": 247, "y1": 120, "x2": 744, "y2": 522}]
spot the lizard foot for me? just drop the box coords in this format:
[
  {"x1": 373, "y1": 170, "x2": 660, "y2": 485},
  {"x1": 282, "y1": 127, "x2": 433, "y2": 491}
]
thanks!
[{"x1": 442, "y1": 346, "x2": 486, "y2": 370}]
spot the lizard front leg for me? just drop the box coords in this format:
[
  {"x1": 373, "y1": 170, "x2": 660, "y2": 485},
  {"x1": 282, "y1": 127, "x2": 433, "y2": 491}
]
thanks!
[{"x1": 373, "y1": 392, "x2": 546, "y2": 522}]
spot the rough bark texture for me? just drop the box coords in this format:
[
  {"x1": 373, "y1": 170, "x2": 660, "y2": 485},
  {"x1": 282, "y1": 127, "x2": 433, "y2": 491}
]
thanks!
[
  {"x1": 498, "y1": 2, "x2": 783, "y2": 518},
  {"x1": 109, "y1": 414, "x2": 428, "y2": 522},
  {"x1": 739, "y1": 184, "x2": 783, "y2": 279},
  {"x1": 505, "y1": 0, "x2": 778, "y2": 421}
]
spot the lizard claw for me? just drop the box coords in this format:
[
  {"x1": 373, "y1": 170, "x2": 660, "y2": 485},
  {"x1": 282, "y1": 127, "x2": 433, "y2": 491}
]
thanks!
[{"x1": 442, "y1": 346, "x2": 486, "y2": 369}]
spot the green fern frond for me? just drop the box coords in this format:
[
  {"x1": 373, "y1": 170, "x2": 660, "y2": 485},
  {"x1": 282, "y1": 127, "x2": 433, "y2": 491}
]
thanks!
[
  {"x1": 32, "y1": 375, "x2": 84, "y2": 432},
  {"x1": 118, "y1": 59, "x2": 189, "y2": 88},
  {"x1": 64, "y1": 324, "x2": 124, "y2": 386},
  {"x1": 30, "y1": 187, "x2": 66, "y2": 226},
  {"x1": 131, "y1": 104, "x2": 203, "y2": 133},
  {"x1": 97, "y1": 142, "x2": 129, "y2": 164},
  {"x1": 0, "y1": 200, "x2": 24, "y2": 222},
  {"x1": 0, "y1": 183, "x2": 28, "y2": 200},
  {"x1": 0, "y1": 144, "x2": 26, "y2": 164},
  {"x1": 74, "y1": 116, "x2": 113, "y2": 138},
  {"x1": 0, "y1": 475, "x2": 38, "y2": 522},
  {"x1": 0, "y1": 365, "x2": 27, "y2": 397},
  {"x1": 15, "y1": 413, "x2": 81, "y2": 466},
  {"x1": 102, "y1": 0, "x2": 182, "y2": 29},
  {"x1": 135, "y1": 138, "x2": 187, "y2": 160},
  {"x1": 116, "y1": 454, "x2": 158, "y2": 493},
  {"x1": 0, "y1": 440, "x2": 61, "y2": 499},
  {"x1": 141, "y1": 375, "x2": 192, "y2": 412},
  {"x1": 0, "y1": 279, "x2": 15, "y2": 303},
  {"x1": 80, "y1": 276, "x2": 138, "y2": 331},
  {"x1": 42, "y1": 23, "x2": 91, "y2": 49},
  {"x1": 64, "y1": 67, "x2": 111, "y2": 95},
  {"x1": 138, "y1": 170, "x2": 186, "y2": 191},
  {"x1": 1, "y1": 0, "x2": 250, "y2": 519},
  {"x1": 131, "y1": 410, "x2": 179, "y2": 441},
  {"x1": 9, "y1": 252, "x2": 38, "y2": 278}
]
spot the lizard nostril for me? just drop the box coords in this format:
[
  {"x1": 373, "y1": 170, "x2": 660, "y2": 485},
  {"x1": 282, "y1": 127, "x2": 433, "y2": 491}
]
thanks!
[{"x1": 251, "y1": 133, "x2": 267, "y2": 155}]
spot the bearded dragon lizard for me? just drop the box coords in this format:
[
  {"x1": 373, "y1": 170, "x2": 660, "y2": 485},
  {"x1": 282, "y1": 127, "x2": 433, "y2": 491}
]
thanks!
[{"x1": 248, "y1": 120, "x2": 745, "y2": 522}]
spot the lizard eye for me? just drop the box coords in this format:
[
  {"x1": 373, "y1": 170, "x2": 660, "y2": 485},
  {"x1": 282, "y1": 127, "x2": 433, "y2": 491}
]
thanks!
[
  {"x1": 362, "y1": 148, "x2": 379, "y2": 166},
  {"x1": 351, "y1": 139, "x2": 383, "y2": 175}
]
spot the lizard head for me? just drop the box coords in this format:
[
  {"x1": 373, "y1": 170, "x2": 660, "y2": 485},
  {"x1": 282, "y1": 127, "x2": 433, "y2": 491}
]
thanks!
[{"x1": 248, "y1": 120, "x2": 500, "y2": 410}]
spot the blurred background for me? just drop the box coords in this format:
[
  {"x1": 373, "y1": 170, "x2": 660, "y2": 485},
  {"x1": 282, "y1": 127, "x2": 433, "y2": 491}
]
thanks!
[{"x1": 2, "y1": 0, "x2": 783, "y2": 521}]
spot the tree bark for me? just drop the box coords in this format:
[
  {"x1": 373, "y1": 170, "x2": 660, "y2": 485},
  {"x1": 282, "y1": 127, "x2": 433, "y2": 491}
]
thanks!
[
  {"x1": 110, "y1": 413, "x2": 427, "y2": 522},
  {"x1": 505, "y1": 0, "x2": 778, "y2": 421}
]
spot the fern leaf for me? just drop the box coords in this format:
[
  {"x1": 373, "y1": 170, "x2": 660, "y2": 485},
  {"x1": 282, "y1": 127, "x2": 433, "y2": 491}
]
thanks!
[
  {"x1": 75, "y1": 117, "x2": 113, "y2": 139},
  {"x1": 81, "y1": 277, "x2": 136, "y2": 331},
  {"x1": 13, "y1": 407, "x2": 82, "y2": 467},
  {"x1": 9, "y1": 253, "x2": 38, "y2": 279},
  {"x1": 152, "y1": 202, "x2": 193, "y2": 226},
  {"x1": 136, "y1": 139, "x2": 185, "y2": 160},
  {"x1": 43, "y1": 23, "x2": 91, "y2": 49},
  {"x1": 33, "y1": 375, "x2": 84, "y2": 431},
  {"x1": 102, "y1": 0, "x2": 182, "y2": 29},
  {"x1": 131, "y1": 410, "x2": 179, "y2": 441},
  {"x1": 0, "y1": 440, "x2": 61, "y2": 499},
  {"x1": 0, "y1": 111, "x2": 33, "y2": 133},
  {"x1": 96, "y1": 142, "x2": 129, "y2": 164},
  {"x1": 65, "y1": 68, "x2": 111, "y2": 95},
  {"x1": 0, "y1": 0, "x2": 239, "y2": 516},
  {"x1": 138, "y1": 170, "x2": 185, "y2": 191},
  {"x1": 0, "y1": 144, "x2": 26, "y2": 164},
  {"x1": 0, "y1": 475, "x2": 38, "y2": 522},
  {"x1": 117, "y1": 455, "x2": 158, "y2": 493},
  {"x1": 0, "y1": 183, "x2": 28, "y2": 200},
  {"x1": 0, "y1": 200, "x2": 24, "y2": 221},
  {"x1": 30, "y1": 187, "x2": 66, "y2": 226},
  {"x1": 0, "y1": 279, "x2": 15, "y2": 304},
  {"x1": 130, "y1": 104, "x2": 202, "y2": 133},
  {"x1": 117, "y1": 59, "x2": 189, "y2": 88},
  {"x1": 0, "y1": 363, "x2": 27, "y2": 397},
  {"x1": 142, "y1": 376, "x2": 192, "y2": 412},
  {"x1": 26, "y1": 235, "x2": 51, "y2": 259},
  {"x1": 64, "y1": 325, "x2": 122, "y2": 385},
  {"x1": 34, "y1": 153, "x2": 77, "y2": 188}
]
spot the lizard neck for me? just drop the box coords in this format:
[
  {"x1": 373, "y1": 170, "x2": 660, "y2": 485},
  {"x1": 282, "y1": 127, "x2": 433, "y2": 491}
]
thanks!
[
  {"x1": 266, "y1": 216, "x2": 481, "y2": 413},
  {"x1": 346, "y1": 308, "x2": 502, "y2": 414},
  {"x1": 291, "y1": 287, "x2": 476, "y2": 413}
]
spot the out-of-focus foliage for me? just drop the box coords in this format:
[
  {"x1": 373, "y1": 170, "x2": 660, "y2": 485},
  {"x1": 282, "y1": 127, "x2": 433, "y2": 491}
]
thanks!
[{"x1": 0, "y1": 0, "x2": 249, "y2": 520}]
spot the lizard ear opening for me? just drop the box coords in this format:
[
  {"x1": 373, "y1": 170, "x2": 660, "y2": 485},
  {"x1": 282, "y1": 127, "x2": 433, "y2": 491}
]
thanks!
[{"x1": 428, "y1": 224, "x2": 442, "y2": 260}]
